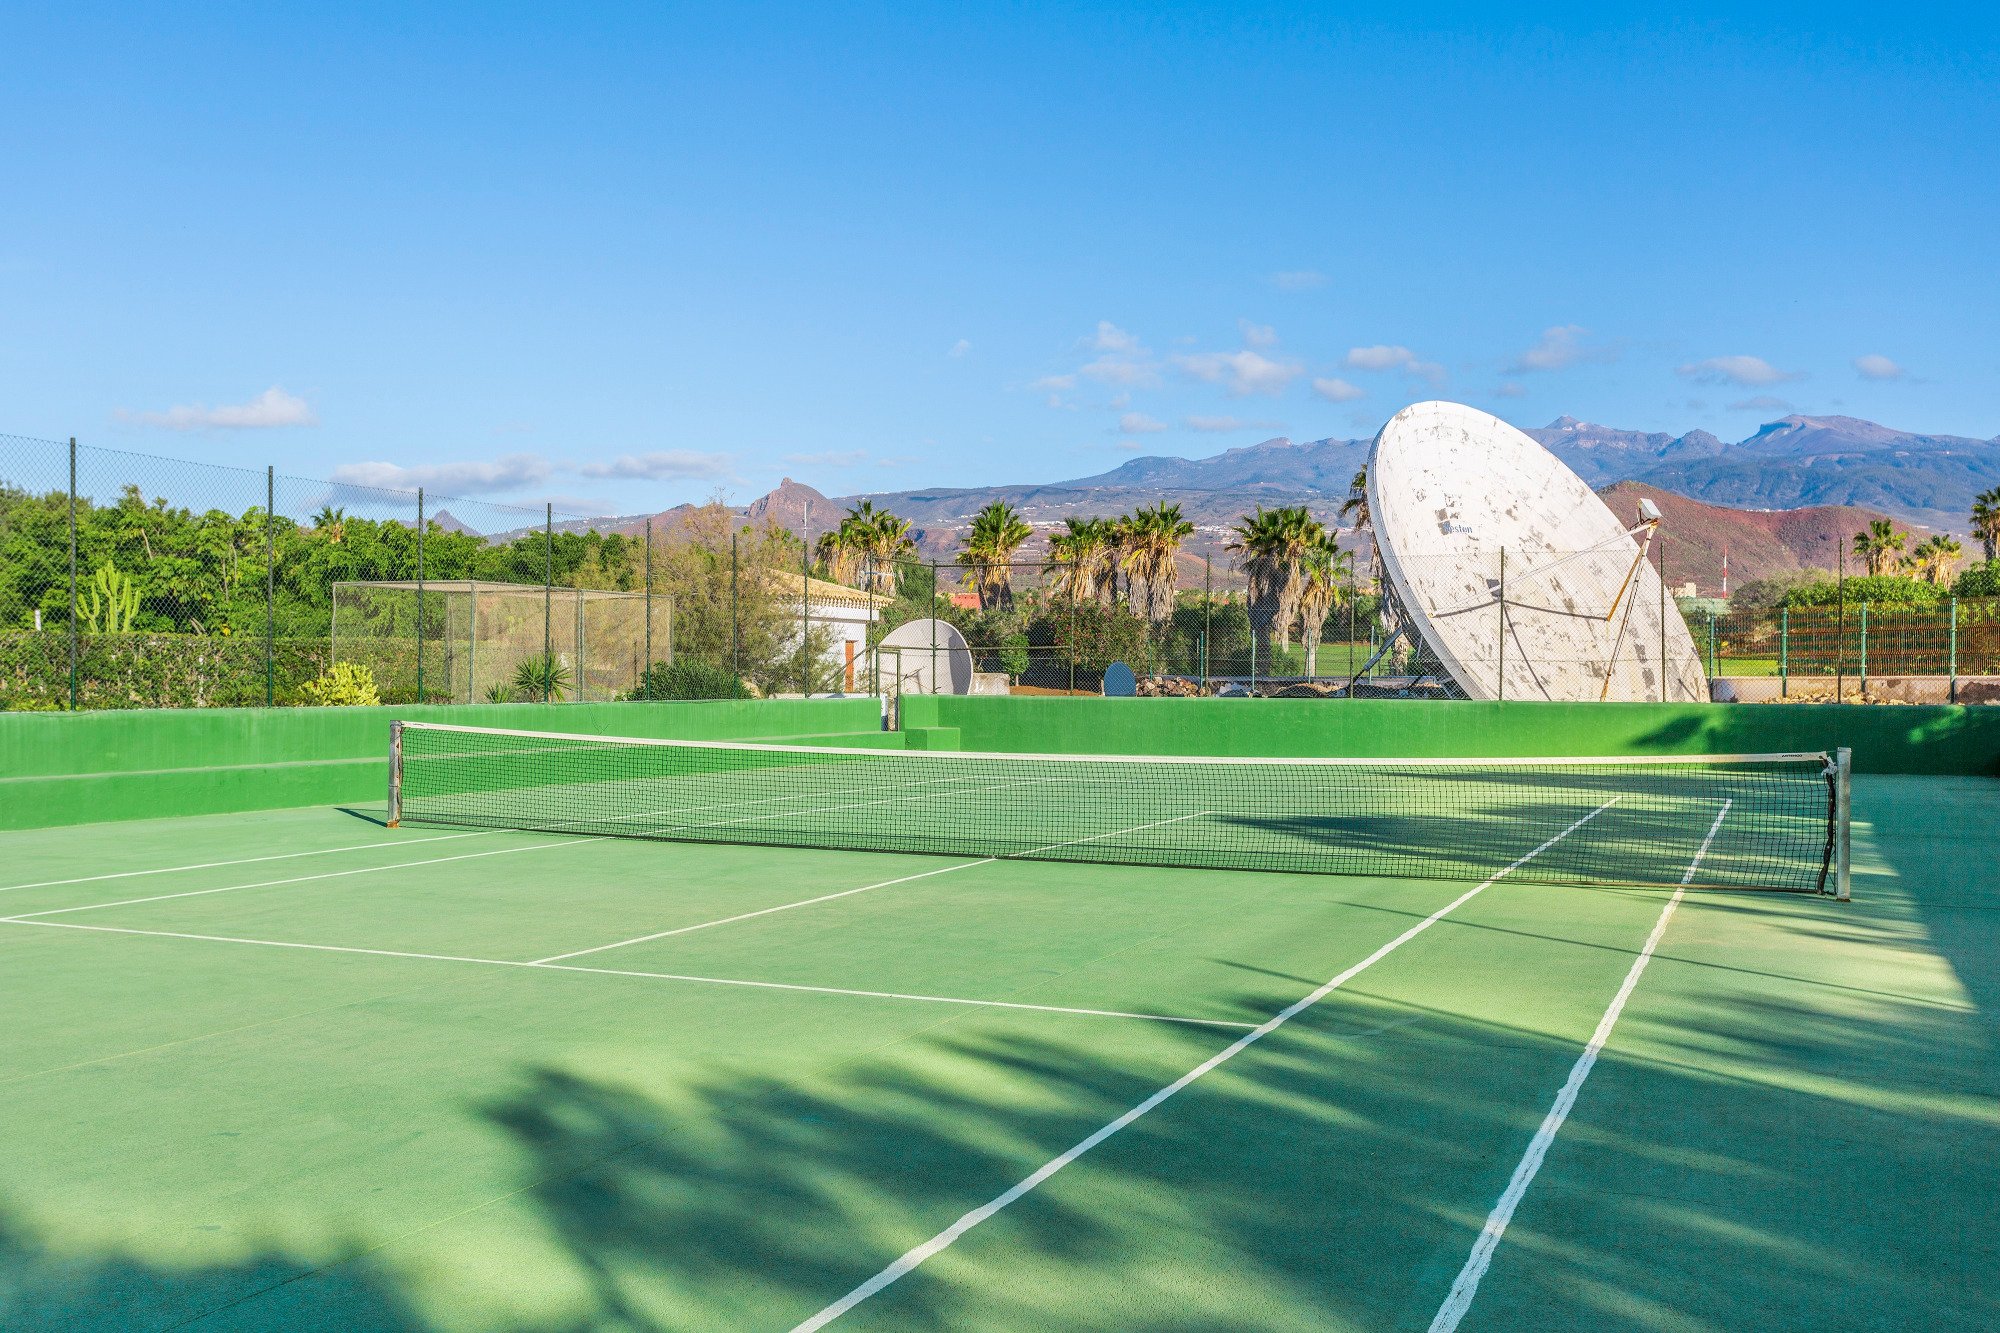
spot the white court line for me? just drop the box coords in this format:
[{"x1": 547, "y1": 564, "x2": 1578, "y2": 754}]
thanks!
[
  {"x1": 1425, "y1": 799, "x2": 1730, "y2": 1333},
  {"x1": 533, "y1": 810, "x2": 1215, "y2": 966},
  {"x1": 787, "y1": 798, "x2": 1622, "y2": 1333},
  {"x1": 0, "y1": 918, "x2": 1253, "y2": 1030},
  {"x1": 0, "y1": 838, "x2": 587, "y2": 921},
  {"x1": 532, "y1": 859, "x2": 992, "y2": 963},
  {"x1": 0, "y1": 831, "x2": 496, "y2": 894}
]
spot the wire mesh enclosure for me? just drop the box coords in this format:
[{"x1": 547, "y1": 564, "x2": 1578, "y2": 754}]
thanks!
[{"x1": 331, "y1": 581, "x2": 671, "y2": 704}]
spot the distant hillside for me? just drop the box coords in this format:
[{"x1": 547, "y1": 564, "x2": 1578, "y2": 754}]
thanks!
[{"x1": 1596, "y1": 482, "x2": 1920, "y2": 595}]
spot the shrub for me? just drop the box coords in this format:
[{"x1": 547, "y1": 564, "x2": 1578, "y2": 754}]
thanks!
[
  {"x1": 511, "y1": 653, "x2": 574, "y2": 702},
  {"x1": 1779, "y1": 575, "x2": 1944, "y2": 610},
  {"x1": 1953, "y1": 561, "x2": 2000, "y2": 599},
  {"x1": 627, "y1": 659, "x2": 751, "y2": 700},
  {"x1": 299, "y1": 661, "x2": 381, "y2": 707}
]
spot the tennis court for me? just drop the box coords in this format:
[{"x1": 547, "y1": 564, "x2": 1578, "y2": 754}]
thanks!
[{"x1": 2, "y1": 723, "x2": 1996, "y2": 1330}]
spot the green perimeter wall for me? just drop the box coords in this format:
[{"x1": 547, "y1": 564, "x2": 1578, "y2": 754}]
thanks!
[
  {"x1": 0, "y1": 698, "x2": 887, "y2": 830},
  {"x1": 898, "y1": 696, "x2": 2000, "y2": 777}
]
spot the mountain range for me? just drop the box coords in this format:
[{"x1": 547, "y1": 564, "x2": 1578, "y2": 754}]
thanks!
[{"x1": 577, "y1": 412, "x2": 1995, "y2": 594}]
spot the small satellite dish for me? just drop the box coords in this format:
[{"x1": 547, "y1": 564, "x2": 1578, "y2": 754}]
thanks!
[
  {"x1": 1102, "y1": 661, "x2": 1137, "y2": 697},
  {"x1": 1365, "y1": 402, "x2": 1706, "y2": 703},
  {"x1": 873, "y1": 619, "x2": 975, "y2": 696}
]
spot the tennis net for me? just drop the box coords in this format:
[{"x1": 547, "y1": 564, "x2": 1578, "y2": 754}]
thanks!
[{"x1": 388, "y1": 722, "x2": 1851, "y2": 895}]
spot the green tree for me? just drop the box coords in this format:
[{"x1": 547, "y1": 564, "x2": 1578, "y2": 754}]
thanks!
[
  {"x1": 1119, "y1": 502, "x2": 1195, "y2": 625},
  {"x1": 1227, "y1": 505, "x2": 1325, "y2": 662},
  {"x1": 1970, "y1": 488, "x2": 2000, "y2": 563},
  {"x1": 1852, "y1": 518, "x2": 1907, "y2": 577},
  {"x1": 1295, "y1": 535, "x2": 1355, "y2": 677},
  {"x1": 955, "y1": 501, "x2": 1033, "y2": 610},
  {"x1": 1909, "y1": 534, "x2": 1963, "y2": 587}
]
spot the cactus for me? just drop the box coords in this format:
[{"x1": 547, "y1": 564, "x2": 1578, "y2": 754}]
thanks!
[{"x1": 78, "y1": 561, "x2": 141, "y2": 633}]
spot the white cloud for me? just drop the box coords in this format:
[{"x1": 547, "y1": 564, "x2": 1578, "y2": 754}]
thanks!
[
  {"x1": 1118, "y1": 412, "x2": 1169, "y2": 434},
  {"x1": 1853, "y1": 353, "x2": 1904, "y2": 381},
  {"x1": 1173, "y1": 349, "x2": 1303, "y2": 396},
  {"x1": 1492, "y1": 382, "x2": 1527, "y2": 398},
  {"x1": 948, "y1": 338, "x2": 971, "y2": 358},
  {"x1": 1239, "y1": 320, "x2": 1278, "y2": 348},
  {"x1": 1509, "y1": 324, "x2": 1610, "y2": 373},
  {"x1": 1677, "y1": 355, "x2": 1803, "y2": 387},
  {"x1": 122, "y1": 386, "x2": 317, "y2": 431},
  {"x1": 1344, "y1": 345, "x2": 1445, "y2": 385},
  {"x1": 330, "y1": 447, "x2": 731, "y2": 496},
  {"x1": 1271, "y1": 270, "x2": 1326, "y2": 291},
  {"x1": 331, "y1": 453, "x2": 554, "y2": 494},
  {"x1": 1079, "y1": 354, "x2": 1159, "y2": 387},
  {"x1": 581, "y1": 451, "x2": 734, "y2": 480},
  {"x1": 780, "y1": 450, "x2": 870, "y2": 469},
  {"x1": 1727, "y1": 395, "x2": 1794, "y2": 412},
  {"x1": 1093, "y1": 321, "x2": 1141, "y2": 353},
  {"x1": 1311, "y1": 376, "x2": 1365, "y2": 403}
]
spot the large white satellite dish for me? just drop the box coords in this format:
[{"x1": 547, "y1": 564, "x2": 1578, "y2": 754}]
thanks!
[
  {"x1": 872, "y1": 619, "x2": 975, "y2": 696},
  {"x1": 1365, "y1": 401, "x2": 1706, "y2": 703}
]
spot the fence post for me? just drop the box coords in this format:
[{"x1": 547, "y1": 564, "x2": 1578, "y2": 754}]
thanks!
[
  {"x1": 416, "y1": 487, "x2": 426, "y2": 706},
  {"x1": 1496, "y1": 547, "x2": 1506, "y2": 701},
  {"x1": 67, "y1": 437, "x2": 78, "y2": 710},
  {"x1": 1949, "y1": 596, "x2": 1959, "y2": 704},
  {"x1": 800, "y1": 539, "x2": 811, "y2": 695},
  {"x1": 544, "y1": 504, "x2": 553, "y2": 702},
  {"x1": 644, "y1": 517, "x2": 654, "y2": 685},
  {"x1": 265, "y1": 466, "x2": 276, "y2": 706},
  {"x1": 1708, "y1": 611, "x2": 1718, "y2": 680},
  {"x1": 1780, "y1": 606, "x2": 1789, "y2": 698},
  {"x1": 1834, "y1": 547, "x2": 1846, "y2": 703}
]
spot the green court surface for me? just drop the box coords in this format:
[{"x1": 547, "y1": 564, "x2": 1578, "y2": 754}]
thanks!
[{"x1": 2, "y1": 778, "x2": 1996, "y2": 1330}]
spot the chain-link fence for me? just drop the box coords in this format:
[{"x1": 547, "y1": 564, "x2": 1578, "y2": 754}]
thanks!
[{"x1": 0, "y1": 434, "x2": 671, "y2": 710}]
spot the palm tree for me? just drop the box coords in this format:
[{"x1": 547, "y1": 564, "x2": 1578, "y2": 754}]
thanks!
[
  {"x1": 956, "y1": 501, "x2": 1033, "y2": 609},
  {"x1": 1227, "y1": 505, "x2": 1325, "y2": 663},
  {"x1": 1044, "y1": 517, "x2": 1105, "y2": 601},
  {"x1": 311, "y1": 504, "x2": 347, "y2": 545},
  {"x1": 859, "y1": 506, "x2": 916, "y2": 592},
  {"x1": 1099, "y1": 515, "x2": 1133, "y2": 605},
  {"x1": 1338, "y1": 468, "x2": 1370, "y2": 531},
  {"x1": 1296, "y1": 535, "x2": 1355, "y2": 677},
  {"x1": 1120, "y1": 502, "x2": 1195, "y2": 624},
  {"x1": 1852, "y1": 518, "x2": 1907, "y2": 576},
  {"x1": 1972, "y1": 488, "x2": 2000, "y2": 563},
  {"x1": 1909, "y1": 534, "x2": 1963, "y2": 586}
]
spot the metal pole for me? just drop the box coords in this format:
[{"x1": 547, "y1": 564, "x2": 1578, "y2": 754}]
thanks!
[
  {"x1": 543, "y1": 504, "x2": 553, "y2": 701},
  {"x1": 67, "y1": 438, "x2": 77, "y2": 710},
  {"x1": 929, "y1": 562, "x2": 939, "y2": 693},
  {"x1": 416, "y1": 487, "x2": 425, "y2": 706},
  {"x1": 1658, "y1": 539, "x2": 1668, "y2": 702},
  {"x1": 730, "y1": 532, "x2": 740, "y2": 678},
  {"x1": 1835, "y1": 545, "x2": 1846, "y2": 703},
  {"x1": 1496, "y1": 547, "x2": 1506, "y2": 701},
  {"x1": 644, "y1": 517, "x2": 654, "y2": 679},
  {"x1": 1708, "y1": 611, "x2": 1719, "y2": 680},
  {"x1": 1950, "y1": 596, "x2": 1959, "y2": 704},
  {"x1": 1780, "y1": 606, "x2": 1789, "y2": 698},
  {"x1": 800, "y1": 538, "x2": 811, "y2": 695},
  {"x1": 264, "y1": 466, "x2": 276, "y2": 706}
]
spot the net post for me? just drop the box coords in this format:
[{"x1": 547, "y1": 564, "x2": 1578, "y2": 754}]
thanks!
[
  {"x1": 387, "y1": 721, "x2": 404, "y2": 828},
  {"x1": 1832, "y1": 746, "x2": 1852, "y2": 901}
]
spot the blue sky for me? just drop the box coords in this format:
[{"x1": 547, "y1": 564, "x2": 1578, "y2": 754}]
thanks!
[{"x1": 3, "y1": 4, "x2": 1995, "y2": 515}]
